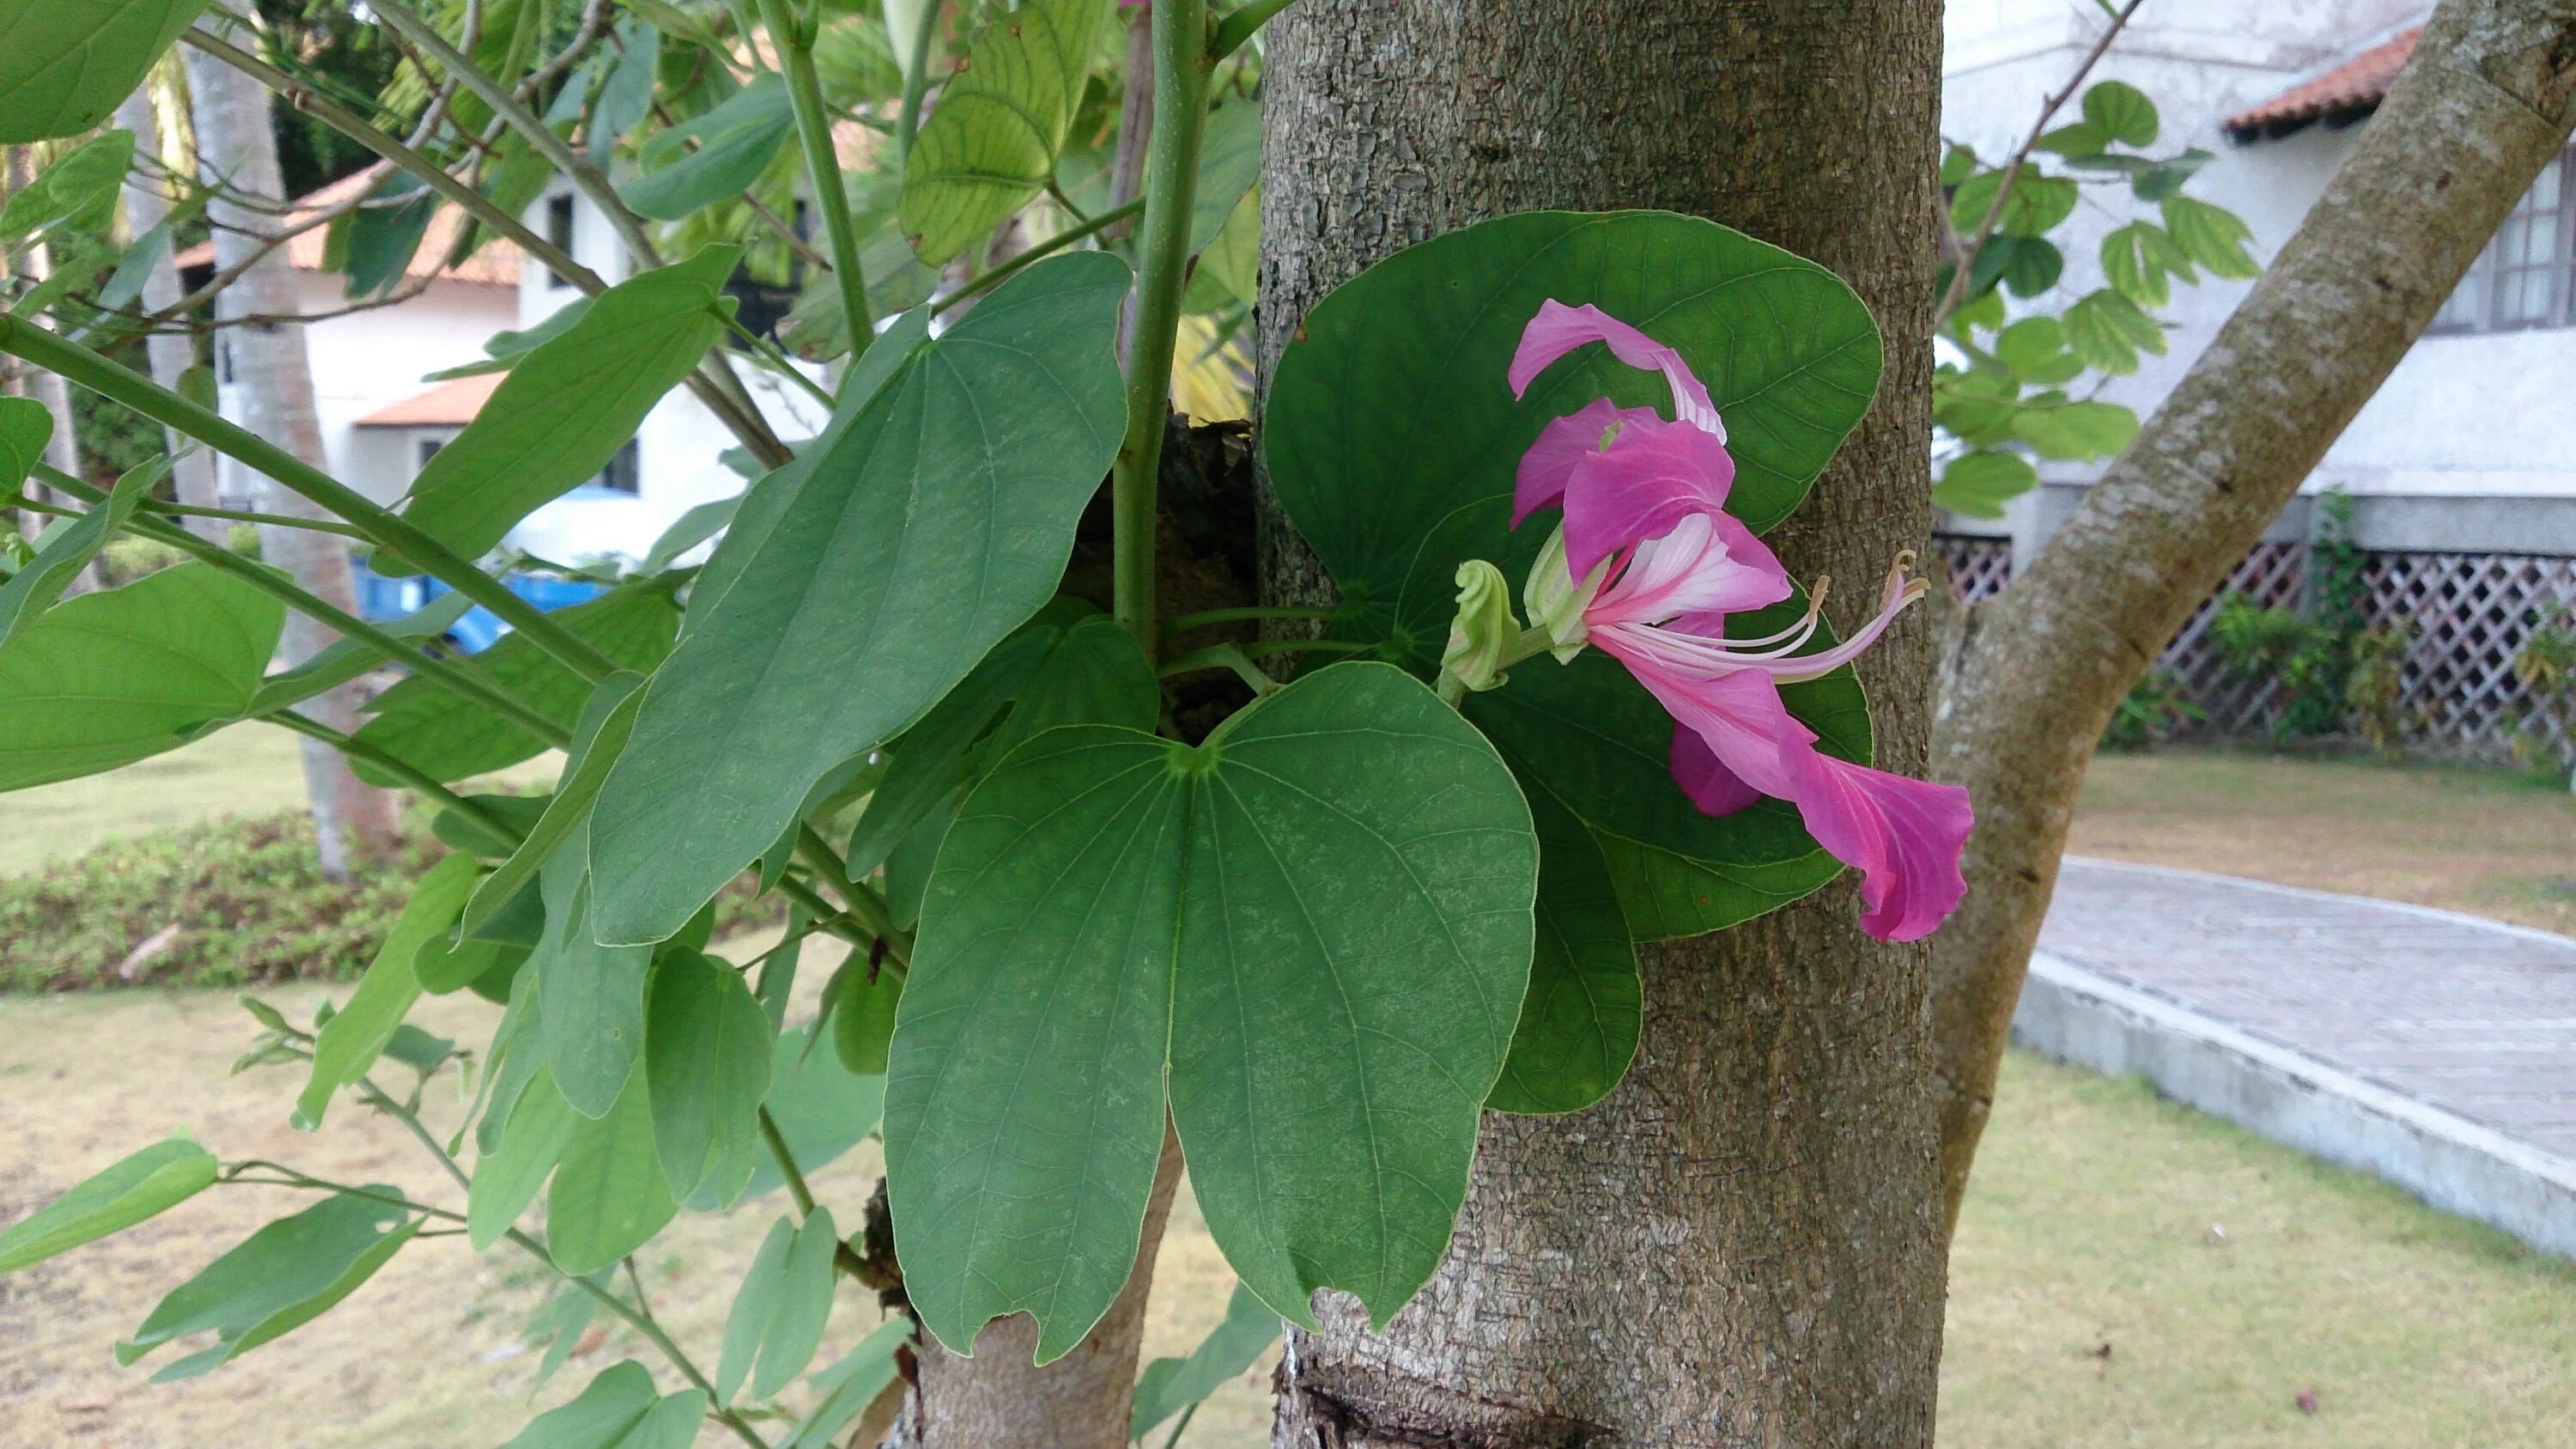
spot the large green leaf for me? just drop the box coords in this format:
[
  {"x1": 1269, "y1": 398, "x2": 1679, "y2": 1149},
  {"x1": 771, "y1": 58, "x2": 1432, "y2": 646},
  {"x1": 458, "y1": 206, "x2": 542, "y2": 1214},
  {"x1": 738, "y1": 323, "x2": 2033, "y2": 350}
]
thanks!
[
  {"x1": 885, "y1": 662, "x2": 1536, "y2": 1360},
  {"x1": 897, "y1": 0, "x2": 1113, "y2": 264},
  {"x1": 118, "y1": 1190, "x2": 418, "y2": 1379},
  {"x1": 0, "y1": 563, "x2": 283, "y2": 791},
  {"x1": 0, "y1": 1140, "x2": 217, "y2": 1275},
  {"x1": 0, "y1": 1, "x2": 210, "y2": 142},
  {"x1": 353, "y1": 581, "x2": 678, "y2": 786},
  {"x1": 590, "y1": 252, "x2": 1128, "y2": 945},
  {"x1": 538, "y1": 845, "x2": 653, "y2": 1119},
  {"x1": 465, "y1": 673, "x2": 647, "y2": 935},
  {"x1": 294, "y1": 852, "x2": 482, "y2": 1129},
  {"x1": 470, "y1": 1069, "x2": 578, "y2": 1249},
  {"x1": 0, "y1": 455, "x2": 163, "y2": 650},
  {"x1": 392, "y1": 247, "x2": 738, "y2": 566},
  {"x1": 548, "y1": 1067, "x2": 678, "y2": 1275},
  {"x1": 643, "y1": 948, "x2": 773, "y2": 1201},
  {"x1": 1128, "y1": 1282, "x2": 1281, "y2": 1440},
  {"x1": 620, "y1": 76, "x2": 793, "y2": 221},
  {"x1": 1485, "y1": 781, "x2": 1638, "y2": 1116}
]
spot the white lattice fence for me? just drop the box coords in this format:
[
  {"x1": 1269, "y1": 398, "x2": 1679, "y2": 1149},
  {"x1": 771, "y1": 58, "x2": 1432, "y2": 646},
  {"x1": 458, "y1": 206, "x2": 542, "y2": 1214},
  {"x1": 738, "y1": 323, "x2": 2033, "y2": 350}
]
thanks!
[
  {"x1": 2160, "y1": 542, "x2": 2311, "y2": 735},
  {"x1": 2364, "y1": 551, "x2": 2576, "y2": 759},
  {"x1": 1937, "y1": 535, "x2": 2014, "y2": 603}
]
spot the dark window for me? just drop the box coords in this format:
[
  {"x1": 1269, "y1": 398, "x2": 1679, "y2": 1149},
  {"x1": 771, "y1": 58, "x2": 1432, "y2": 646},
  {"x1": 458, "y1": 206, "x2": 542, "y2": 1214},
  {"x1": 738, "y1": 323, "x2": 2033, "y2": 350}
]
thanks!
[
  {"x1": 416, "y1": 435, "x2": 445, "y2": 472},
  {"x1": 598, "y1": 439, "x2": 641, "y2": 494},
  {"x1": 2433, "y1": 151, "x2": 2574, "y2": 332},
  {"x1": 543, "y1": 194, "x2": 577, "y2": 290}
]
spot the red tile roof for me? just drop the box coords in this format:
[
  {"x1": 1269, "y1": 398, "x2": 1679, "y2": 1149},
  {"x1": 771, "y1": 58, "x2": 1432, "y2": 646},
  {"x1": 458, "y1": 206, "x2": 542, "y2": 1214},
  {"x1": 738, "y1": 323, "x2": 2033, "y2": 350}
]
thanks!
[
  {"x1": 355, "y1": 371, "x2": 504, "y2": 427},
  {"x1": 174, "y1": 164, "x2": 520, "y2": 287},
  {"x1": 2226, "y1": 27, "x2": 2421, "y2": 139}
]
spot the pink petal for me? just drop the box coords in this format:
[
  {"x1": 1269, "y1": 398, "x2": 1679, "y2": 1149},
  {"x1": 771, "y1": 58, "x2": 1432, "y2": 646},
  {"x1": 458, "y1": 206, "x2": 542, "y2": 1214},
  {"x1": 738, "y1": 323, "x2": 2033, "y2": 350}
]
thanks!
[
  {"x1": 1669, "y1": 725, "x2": 1761, "y2": 817},
  {"x1": 1553, "y1": 416, "x2": 1741, "y2": 580},
  {"x1": 1585, "y1": 514, "x2": 1792, "y2": 628},
  {"x1": 1786, "y1": 752, "x2": 1973, "y2": 942},
  {"x1": 1515, "y1": 398, "x2": 1658, "y2": 527},
  {"x1": 1598, "y1": 647, "x2": 1808, "y2": 801},
  {"x1": 1509, "y1": 299, "x2": 1726, "y2": 440}
]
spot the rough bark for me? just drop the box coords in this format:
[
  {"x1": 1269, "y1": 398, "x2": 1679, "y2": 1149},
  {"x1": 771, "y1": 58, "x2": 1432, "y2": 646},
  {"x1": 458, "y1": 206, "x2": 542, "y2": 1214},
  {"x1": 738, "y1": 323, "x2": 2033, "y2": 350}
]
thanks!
[
  {"x1": 184, "y1": 3, "x2": 402, "y2": 878},
  {"x1": 1259, "y1": 4, "x2": 1950, "y2": 1445},
  {"x1": 1926, "y1": 0, "x2": 2576, "y2": 1231},
  {"x1": 888, "y1": 1129, "x2": 1185, "y2": 1449},
  {"x1": 114, "y1": 84, "x2": 226, "y2": 541}
]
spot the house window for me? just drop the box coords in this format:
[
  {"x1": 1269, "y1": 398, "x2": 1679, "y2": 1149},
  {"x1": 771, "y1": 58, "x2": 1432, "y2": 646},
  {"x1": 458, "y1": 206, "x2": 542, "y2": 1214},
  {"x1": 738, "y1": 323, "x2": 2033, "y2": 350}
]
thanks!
[
  {"x1": 598, "y1": 439, "x2": 640, "y2": 494},
  {"x1": 2433, "y1": 151, "x2": 2574, "y2": 332},
  {"x1": 415, "y1": 435, "x2": 446, "y2": 472},
  {"x1": 542, "y1": 193, "x2": 577, "y2": 290}
]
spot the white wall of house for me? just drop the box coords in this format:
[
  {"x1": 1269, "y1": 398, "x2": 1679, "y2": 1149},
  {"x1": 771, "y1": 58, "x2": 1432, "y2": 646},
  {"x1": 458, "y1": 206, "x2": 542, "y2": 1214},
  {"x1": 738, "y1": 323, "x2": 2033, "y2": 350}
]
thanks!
[{"x1": 1936, "y1": 3, "x2": 2576, "y2": 556}]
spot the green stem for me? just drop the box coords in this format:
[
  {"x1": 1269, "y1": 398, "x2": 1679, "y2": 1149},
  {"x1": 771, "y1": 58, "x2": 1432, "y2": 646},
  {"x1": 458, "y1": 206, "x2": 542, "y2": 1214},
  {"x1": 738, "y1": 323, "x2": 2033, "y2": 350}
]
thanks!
[
  {"x1": 1159, "y1": 1401, "x2": 1200, "y2": 1449},
  {"x1": 1157, "y1": 642, "x2": 1281, "y2": 695},
  {"x1": 1110, "y1": 0, "x2": 1214, "y2": 661},
  {"x1": 758, "y1": 1108, "x2": 820, "y2": 1217},
  {"x1": 929, "y1": 198, "x2": 1145, "y2": 314},
  {"x1": 514, "y1": 1228, "x2": 774, "y2": 1448},
  {"x1": 219, "y1": 1164, "x2": 465, "y2": 1221},
  {"x1": 1163, "y1": 603, "x2": 1335, "y2": 635},
  {"x1": 273, "y1": 713, "x2": 519, "y2": 838},
  {"x1": 1210, "y1": 0, "x2": 1297, "y2": 60},
  {"x1": 792, "y1": 825, "x2": 913, "y2": 971},
  {"x1": 154, "y1": 497, "x2": 373, "y2": 540},
  {"x1": 895, "y1": 0, "x2": 943, "y2": 168},
  {"x1": 756, "y1": 0, "x2": 876, "y2": 357},
  {"x1": 0, "y1": 319, "x2": 620, "y2": 682}
]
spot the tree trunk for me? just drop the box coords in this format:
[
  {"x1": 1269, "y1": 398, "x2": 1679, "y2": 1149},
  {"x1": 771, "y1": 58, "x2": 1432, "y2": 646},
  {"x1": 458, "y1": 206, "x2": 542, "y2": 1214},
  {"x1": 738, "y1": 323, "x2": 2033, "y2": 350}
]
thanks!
[
  {"x1": 1925, "y1": 0, "x2": 2576, "y2": 1233},
  {"x1": 183, "y1": 4, "x2": 402, "y2": 879},
  {"x1": 115, "y1": 83, "x2": 226, "y2": 542},
  {"x1": 1259, "y1": 4, "x2": 1949, "y2": 1445},
  {"x1": 888, "y1": 1129, "x2": 1184, "y2": 1448},
  {"x1": 5, "y1": 147, "x2": 94, "y2": 581}
]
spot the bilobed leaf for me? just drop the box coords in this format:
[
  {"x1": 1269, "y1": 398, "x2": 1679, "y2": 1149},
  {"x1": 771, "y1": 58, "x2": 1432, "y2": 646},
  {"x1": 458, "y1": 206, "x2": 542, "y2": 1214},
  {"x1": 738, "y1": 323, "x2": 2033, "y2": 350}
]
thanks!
[
  {"x1": 0, "y1": 130, "x2": 135, "y2": 240},
  {"x1": 0, "y1": 1140, "x2": 217, "y2": 1275},
  {"x1": 392, "y1": 247, "x2": 738, "y2": 566},
  {"x1": 620, "y1": 76, "x2": 795, "y2": 220},
  {"x1": 0, "y1": 396, "x2": 51, "y2": 498},
  {"x1": 717, "y1": 1217, "x2": 793, "y2": 1403},
  {"x1": 0, "y1": 3, "x2": 206, "y2": 142},
  {"x1": 245, "y1": 589, "x2": 477, "y2": 718},
  {"x1": 1128, "y1": 1282, "x2": 1282, "y2": 1440},
  {"x1": 464, "y1": 673, "x2": 647, "y2": 936},
  {"x1": 0, "y1": 456, "x2": 165, "y2": 651},
  {"x1": 353, "y1": 581, "x2": 679, "y2": 786},
  {"x1": 2082, "y1": 79, "x2": 2160, "y2": 147},
  {"x1": 2064, "y1": 287, "x2": 2166, "y2": 374},
  {"x1": 590, "y1": 253, "x2": 1128, "y2": 945},
  {"x1": 295, "y1": 852, "x2": 482, "y2": 1129},
  {"x1": 898, "y1": 0, "x2": 1114, "y2": 264},
  {"x1": 2013, "y1": 399, "x2": 2137, "y2": 462},
  {"x1": 0, "y1": 563, "x2": 283, "y2": 791},
  {"x1": 1934, "y1": 449, "x2": 2040, "y2": 519},
  {"x1": 644, "y1": 948, "x2": 773, "y2": 1201},
  {"x1": 1970, "y1": 233, "x2": 2063, "y2": 300},
  {"x1": 748, "y1": 1208, "x2": 839, "y2": 1399},
  {"x1": 2162, "y1": 194, "x2": 2260, "y2": 280},
  {"x1": 640, "y1": 494, "x2": 739, "y2": 573},
  {"x1": 335, "y1": 172, "x2": 440, "y2": 299},
  {"x1": 1485, "y1": 783, "x2": 1639, "y2": 1115},
  {"x1": 1993, "y1": 316, "x2": 2083, "y2": 385},
  {"x1": 547, "y1": 1067, "x2": 678, "y2": 1275},
  {"x1": 886, "y1": 663, "x2": 1537, "y2": 1360},
  {"x1": 118, "y1": 1190, "x2": 418, "y2": 1376}
]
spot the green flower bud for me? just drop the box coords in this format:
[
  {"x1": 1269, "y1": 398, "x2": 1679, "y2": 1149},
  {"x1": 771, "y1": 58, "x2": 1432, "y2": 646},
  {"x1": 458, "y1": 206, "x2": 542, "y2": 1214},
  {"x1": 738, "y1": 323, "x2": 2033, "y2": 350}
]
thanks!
[{"x1": 1441, "y1": 558, "x2": 1521, "y2": 695}]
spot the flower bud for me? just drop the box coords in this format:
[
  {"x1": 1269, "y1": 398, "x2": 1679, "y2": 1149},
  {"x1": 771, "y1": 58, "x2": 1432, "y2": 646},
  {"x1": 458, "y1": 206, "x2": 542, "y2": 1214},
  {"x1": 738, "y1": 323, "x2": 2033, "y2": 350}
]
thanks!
[
  {"x1": 1441, "y1": 559, "x2": 1520, "y2": 694},
  {"x1": 1522, "y1": 525, "x2": 1607, "y2": 663}
]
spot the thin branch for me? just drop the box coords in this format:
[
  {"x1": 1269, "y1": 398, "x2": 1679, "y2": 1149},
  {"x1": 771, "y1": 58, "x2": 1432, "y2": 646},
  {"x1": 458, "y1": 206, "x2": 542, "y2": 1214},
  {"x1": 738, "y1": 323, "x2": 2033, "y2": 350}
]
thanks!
[
  {"x1": 928, "y1": 198, "x2": 1143, "y2": 314},
  {"x1": 756, "y1": 0, "x2": 876, "y2": 356}
]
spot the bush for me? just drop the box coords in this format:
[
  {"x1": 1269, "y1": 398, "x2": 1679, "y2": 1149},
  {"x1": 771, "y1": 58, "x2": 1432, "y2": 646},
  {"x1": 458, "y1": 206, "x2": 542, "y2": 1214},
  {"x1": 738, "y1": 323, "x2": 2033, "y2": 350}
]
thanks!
[
  {"x1": 1, "y1": 808, "x2": 783, "y2": 994},
  {"x1": 2103, "y1": 668, "x2": 2203, "y2": 751}
]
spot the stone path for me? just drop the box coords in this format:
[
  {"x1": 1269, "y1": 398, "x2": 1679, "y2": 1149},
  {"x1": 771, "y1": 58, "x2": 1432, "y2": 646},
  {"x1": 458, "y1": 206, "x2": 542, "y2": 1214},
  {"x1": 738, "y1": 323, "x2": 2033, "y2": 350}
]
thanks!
[{"x1": 2021, "y1": 857, "x2": 2576, "y2": 1256}]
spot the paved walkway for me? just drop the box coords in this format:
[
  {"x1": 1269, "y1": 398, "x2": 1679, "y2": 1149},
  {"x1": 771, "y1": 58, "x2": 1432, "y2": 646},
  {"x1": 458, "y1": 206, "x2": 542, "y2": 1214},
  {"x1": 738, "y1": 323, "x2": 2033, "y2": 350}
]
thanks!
[{"x1": 2022, "y1": 857, "x2": 2576, "y2": 1256}]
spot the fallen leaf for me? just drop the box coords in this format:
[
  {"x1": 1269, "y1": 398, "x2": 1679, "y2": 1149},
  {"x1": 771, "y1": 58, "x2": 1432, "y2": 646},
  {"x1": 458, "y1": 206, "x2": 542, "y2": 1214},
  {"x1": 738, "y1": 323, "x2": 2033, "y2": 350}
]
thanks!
[{"x1": 2295, "y1": 1388, "x2": 2319, "y2": 1416}]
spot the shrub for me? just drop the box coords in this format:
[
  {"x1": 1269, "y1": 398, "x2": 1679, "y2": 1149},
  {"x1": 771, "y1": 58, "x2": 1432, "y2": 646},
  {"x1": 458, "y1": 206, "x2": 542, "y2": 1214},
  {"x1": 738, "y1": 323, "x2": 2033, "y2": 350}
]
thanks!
[
  {"x1": 2102, "y1": 668, "x2": 2203, "y2": 751},
  {"x1": 1, "y1": 808, "x2": 782, "y2": 994}
]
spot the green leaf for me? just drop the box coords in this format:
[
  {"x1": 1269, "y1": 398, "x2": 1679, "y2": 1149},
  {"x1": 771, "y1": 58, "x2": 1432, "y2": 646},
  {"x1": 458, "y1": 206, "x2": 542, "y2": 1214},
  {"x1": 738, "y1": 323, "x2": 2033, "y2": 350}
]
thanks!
[
  {"x1": 0, "y1": 130, "x2": 135, "y2": 241},
  {"x1": 0, "y1": 1139, "x2": 217, "y2": 1275},
  {"x1": 246, "y1": 589, "x2": 477, "y2": 718},
  {"x1": 353, "y1": 581, "x2": 679, "y2": 785},
  {"x1": 0, "y1": 3, "x2": 208, "y2": 141},
  {"x1": 392, "y1": 247, "x2": 739, "y2": 566},
  {"x1": 717, "y1": 1217, "x2": 793, "y2": 1403},
  {"x1": 641, "y1": 494, "x2": 739, "y2": 573},
  {"x1": 747, "y1": 1209, "x2": 840, "y2": 1399},
  {"x1": 620, "y1": 76, "x2": 795, "y2": 221},
  {"x1": 548, "y1": 1067, "x2": 678, "y2": 1275},
  {"x1": 897, "y1": 0, "x2": 1115, "y2": 264},
  {"x1": 1969, "y1": 234, "x2": 2062, "y2": 300},
  {"x1": 0, "y1": 395, "x2": 51, "y2": 499},
  {"x1": 1485, "y1": 783, "x2": 1639, "y2": 1115},
  {"x1": 538, "y1": 860, "x2": 653, "y2": 1119},
  {"x1": 464, "y1": 673, "x2": 647, "y2": 936},
  {"x1": 2064, "y1": 288, "x2": 2166, "y2": 375},
  {"x1": 1993, "y1": 316, "x2": 2077, "y2": 381},
  {"x1": 2083, "y1": 79, "x2": 2160, "y2": 147},
  {"x1": 498, "y1": 1360, "x2": 659, "y2": 1449},
  {"x1": 591, "y1": 19, "x2": 662, "y2": 162},
  {"x1": 1935, "y1": 449, "x2": 2040, "y2": 519},
  {"x1": 0, "y1": 455, "x2": 164, "y2": 651},
  {"x1": 831, "y1": 965, "x2": 902, "y2": 1078},
  {"x1": 590, "y1": 252, "x2": 1128, "y2": 945},
  {"x1": 644, "y1": 948, "x2": 774, "y2": 1201},
  {"x1": 1950, "y1": 169, "x2": 2077, "y2": 239},
  {"x1": 744, "y1": 1021, "x2": 883, "y2": 1202},
  {"x1": 781, "y1": 1320, "x2": 909, "y2": 1448},
  {"x1": 1190, "y1": 98, "x2": 1261, "y2": 254},
  {"x1": 2032, "y1": 119, "x2": 2107, "y2": 159},
  {"x1": 0, "y1": 563, "x2": 283, "y2": 791},
  {"x1": 2161, "y1": 194, "x2": 2260, "y2": 281},
  {"x1": 470, "y1": 1070, "x2": 578, "y2": 1249},
  {"x1": 2130, "y1": 148, "x2": 2213, "y2": 204},
  {"x1": 1182, "y1": 185, "x2": 1259, "y2": 312},
  {"x1": 2100, "y1": 221, "x2": 2184, "y2": 308},
  {"x1": 885, "y1": 662, "x2": 1537, "y2": 1359},
  {"x1": 294, "y1": 852, "x2": 482, "y2": 1129},
  {"x1": 1127, "y1": 1282, "x2": 1282, "y2": 1440},
  {"x1": 119, "y1": 1190, "x2": 418, "y2": 1375},
  {"x1": 2012, "y1": 399, "x2": 2137, "y2": 462},
  {"x1": 334, "y1": 171, "x2": 440, "y2": 299}
]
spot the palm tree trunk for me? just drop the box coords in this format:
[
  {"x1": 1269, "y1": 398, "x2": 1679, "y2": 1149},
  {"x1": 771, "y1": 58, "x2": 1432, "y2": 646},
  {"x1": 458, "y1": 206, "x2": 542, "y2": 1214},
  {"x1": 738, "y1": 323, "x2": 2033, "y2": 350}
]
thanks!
[{"x1": 115, "y1": 81, "x2": 226, "y2": 542}]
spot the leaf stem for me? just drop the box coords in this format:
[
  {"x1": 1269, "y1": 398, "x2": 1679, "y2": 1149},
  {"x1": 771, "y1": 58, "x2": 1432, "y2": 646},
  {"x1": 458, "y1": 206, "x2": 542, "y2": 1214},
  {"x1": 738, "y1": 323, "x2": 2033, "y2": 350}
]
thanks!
[
  {"x1": 895, "y1": 0, "x2": 943, "y2": 168},
  {"x1": 929, "y1": 198, "x2": 1145, "y2": 314},
  {"x1": 756, "y1": 0, "x2": 876, "y2": 356},
  {"x1": 1163, "y1": 603, "x2": 1335, "y2": 635},
  {"x1": 1110, "y1": 0, "x2": 1215, "y2": 661}
]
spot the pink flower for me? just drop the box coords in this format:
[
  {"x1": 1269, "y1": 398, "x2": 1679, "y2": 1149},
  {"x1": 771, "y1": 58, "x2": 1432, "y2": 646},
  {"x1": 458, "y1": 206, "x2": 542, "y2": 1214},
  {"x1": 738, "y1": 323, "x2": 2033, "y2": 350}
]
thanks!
[{"x1": 1510, "y1": 300, "x2": 1972, "y2": 942}]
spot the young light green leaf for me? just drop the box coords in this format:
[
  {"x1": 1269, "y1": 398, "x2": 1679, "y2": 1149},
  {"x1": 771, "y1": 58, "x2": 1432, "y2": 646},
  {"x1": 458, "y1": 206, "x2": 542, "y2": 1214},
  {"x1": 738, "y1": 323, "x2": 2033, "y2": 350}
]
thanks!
[
  {"x1": 0, "y1": 1139, "x2": 217, "y2": 1275},
  {"x1": 294, "y1": 851, "x2": 483, "y2": 1129},
  {"x1": 0, "y1": 563, "x2": 283, "y2": 791},
  {"x1": 2064, "y1": 287, "x2": 2166, "y2": 375},
  {"x1": 831, "y1": 966, "x2": 902, "y2": 1078},
  {"x1": 391, "y1": 247, "x2": 739, "y2": 566},
  {"x1": 898, "y1": 0, "x2": 1115, "y2": 264},
  {"x1": 644, "y1": 948, "x2": 773, "y2": 1201},
  {"x1": 470, "y1": 1071, "x2": 578, "y2": 1249},
  {"x1": 640, "y1": 494, "x2": 740, "y2": 573},
  {"x1": 621, "y1": 76, "x2": 795, "y2": 220},
  {"x1": 118, "y1": 1190, "x2": 418, "y2": 1376},
  {"x1": 2013, "y1": 399, "x2": 2138, "y2": 462},
  {"x1": 0, "y1": 395, "x2": 51, "y2": 499},
  {"x1": 1934, "y1": 449, "x2": 2041, "y2": 519},
  {"x1": 463, "y1": 673, "x2": 647, "y2": 936},
  {"x1": 2161, "y1": 194, "x2": 2260, "y2": 280},
  {"x1": 1190, "y1": 98, "x2": 1261, "y2": 255},
  {"x1": 1128, "y1": 1282, "x2": 1282, "y2": 1440},
  {"x1": 353, "y1": 581, "x2": 678, "y2": 786},
  {"x1": 886, "y1": 663, "x2": 1537, "y2": 1361},
  {"x1": 0, "y1": 455, "x2": 166, "y2": 651},
  {"x1": 0, "y1": 130, "x2": 136, "y2": 241},
  {"x1": 1485, "y1": 782, "x2": 1640, "y2": 1115},
  {"x1": 0, "y1": 3, "x2": 207, "y2": 142},
  {"x1": 841, "y1": 622, "x2": 1060, "y2": 876},
  {"x1": 590, "y1": 252, "x2": 1128, "y2": 945},
  {"x1": 2082, "y1": 78, "x2": 2160, "y2": 148},
  {"x1": 548, "y1": 1068, "x2": 678, "y2": 1275}
]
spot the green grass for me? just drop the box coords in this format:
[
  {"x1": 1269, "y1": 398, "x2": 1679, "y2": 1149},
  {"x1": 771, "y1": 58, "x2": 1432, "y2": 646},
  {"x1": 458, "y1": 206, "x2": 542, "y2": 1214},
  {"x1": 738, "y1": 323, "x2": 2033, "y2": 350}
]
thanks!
[
  {"x1": 0, "y1": 723, "x2": 317, "y2": 876},
  {"x1": 1941, "y1": 1052, "x2": 2576, "y2": 1446}
]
